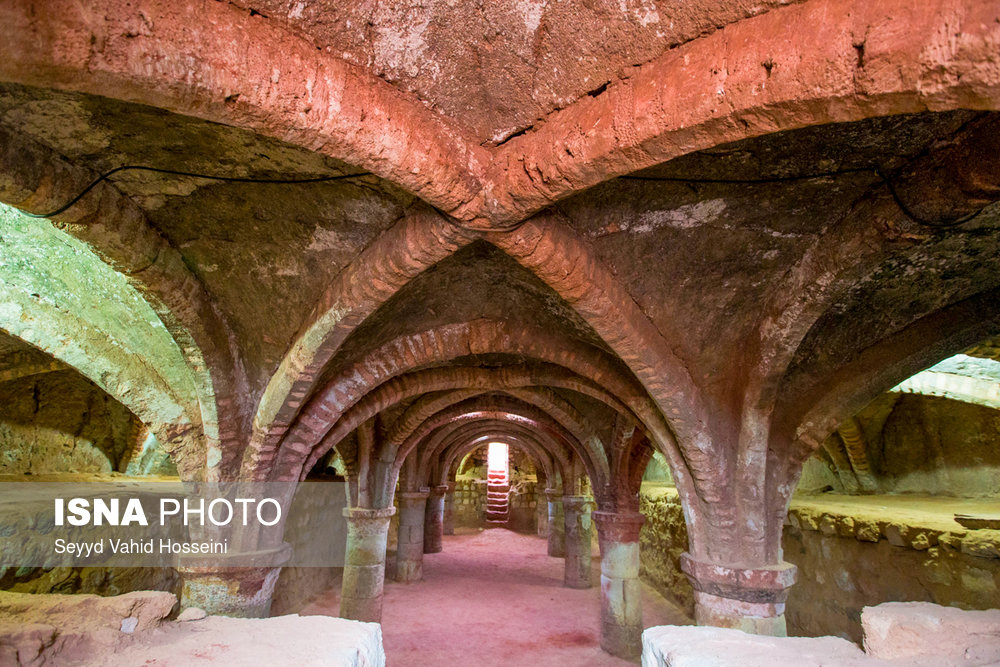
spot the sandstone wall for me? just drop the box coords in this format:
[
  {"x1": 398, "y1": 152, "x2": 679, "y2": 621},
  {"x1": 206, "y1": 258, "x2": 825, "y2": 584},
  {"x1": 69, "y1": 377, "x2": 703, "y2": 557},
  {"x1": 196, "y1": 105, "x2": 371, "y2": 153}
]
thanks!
[
  {"x1": 638, "y1": 486, "x2": 693, "y2": 616},
  {"x1": 785, "y1": 502, "x2": 1000, "y2": 642},
  {"x1": 637, "y1": 485, "x2": 1000, "y2": 642},
  {"x1": 812, "y1": 394, "x2": 1000, "y2": 497},
  {"x1": 0, "y1": 371, "x2": 146, "y2": 474},
  {"x1": 874, "y1": 394, "x2": 1000, "y2": 496},
  {"x1": 271, "y1": 566, "x2": 341, "y2": 616}
]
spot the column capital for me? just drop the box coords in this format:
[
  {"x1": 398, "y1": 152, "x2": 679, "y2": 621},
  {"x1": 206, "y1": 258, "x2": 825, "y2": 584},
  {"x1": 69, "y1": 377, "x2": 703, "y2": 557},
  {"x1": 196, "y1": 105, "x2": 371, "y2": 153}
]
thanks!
[
  {"x1": 593, "y1": 511, "x2": 645, "y2": 543},
  {"x1": 544, "y1": 488, "x2": 562, "y2": 500},
  {"x1": 399, "y1": 490, "x2": 430, "y2": 502},
  {"x1": 428, "y1": 484, "x2": 449, "y2": 497},
  {"x1": 679, "y1": 553, "x2": 797, "y2": 603}
]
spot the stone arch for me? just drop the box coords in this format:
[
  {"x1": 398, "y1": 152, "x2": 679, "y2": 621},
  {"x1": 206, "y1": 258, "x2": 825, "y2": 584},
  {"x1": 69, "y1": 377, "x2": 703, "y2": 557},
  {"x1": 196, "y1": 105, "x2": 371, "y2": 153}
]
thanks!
[
  {"x1": 440, "y1": 432, "x2": 559, "y2": 489},
  {"x1": 478, "y1": 0, "x2": 1000, "y2": 224},
  {"x1": 419, "y1": 422, "x2": 571, "y2": 498},
  {"x1": 248, "y1": 209, "x2": 475, "y2": 474},
  {"x1": 297, "y1": 364, "x2": 636, "y2": 476},
  {"x1": 393, "y1": 399, "x2": 599, "y2": 491},
  {"x1": 0, "y1": 206, "x2": 209, "y2": 475},
  {"x1": 372, "y1": 386, "x2": 608, "y2": 486},
  {"x1": 0, "y1": 0, "x2": 487, "y2": 217},
  {"x1": 264, "y1": 320, "x2": 634, "y2": 473},
  {"x1": 0, "y1": 126, "x2": 244, "y2": 480}
]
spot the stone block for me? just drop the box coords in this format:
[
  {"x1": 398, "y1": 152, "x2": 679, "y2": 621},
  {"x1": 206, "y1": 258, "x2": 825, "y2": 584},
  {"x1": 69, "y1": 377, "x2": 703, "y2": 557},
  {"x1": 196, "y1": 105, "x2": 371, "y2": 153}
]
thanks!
[
  {"x1": 861, "y1": 601, "x2": 1000, "y2": 663},
  {"x1": 642, "y1": 625, "x2": 869, "y2": 666}
]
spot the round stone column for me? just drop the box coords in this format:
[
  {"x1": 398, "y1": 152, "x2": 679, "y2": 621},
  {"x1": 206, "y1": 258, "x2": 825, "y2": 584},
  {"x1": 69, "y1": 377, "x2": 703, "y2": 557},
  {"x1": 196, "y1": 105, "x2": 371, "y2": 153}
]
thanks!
[
  {"x1": 395, "y1": 490, "x2": 429, "y2": 583},
  {"x1": 545, "y1": 489, "x2": 565, "y2": 557},
  {"x1": 562, "y1": 495, "x2": 594, "y2": 589},
  {"x1": 680, "y1": 553, "x2": 798, "y2": 636},
  {"x1": 443, "y1": 482, "x2": 456, "y2": 535},
  {"x1": 594, "y1": 511, "x2": 645, "y2": 658},
  {"x1": 178, "y1": 543, "x2": 291, "y2": 618},
  {"x1": 535, "y1": 486, "x2": 549, "y2": 537},
  {"x1": 340, "y1": 506, "x2": 395, "y2": 623},
  {"x1": 423, "y1": 485, "x2": 447, "y2": 554}
]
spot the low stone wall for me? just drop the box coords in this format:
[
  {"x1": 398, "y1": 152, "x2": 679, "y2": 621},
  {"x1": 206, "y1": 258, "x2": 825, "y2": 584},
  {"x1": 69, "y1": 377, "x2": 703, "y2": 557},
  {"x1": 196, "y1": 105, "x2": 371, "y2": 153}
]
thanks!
[
  {"x1": 637, "y1": 485, "x2": 1000, "y2": 642},
  {"x1": 785, "y1": 500, "x2": 1000, "y2": 642}
]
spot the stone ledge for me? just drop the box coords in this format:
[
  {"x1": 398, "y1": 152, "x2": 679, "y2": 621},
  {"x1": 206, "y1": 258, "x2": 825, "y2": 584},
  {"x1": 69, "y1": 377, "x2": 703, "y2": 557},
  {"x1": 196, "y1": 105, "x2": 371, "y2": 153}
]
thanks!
[{"x1": 786, "y1": 503, "x2": 1000, "y2": 560}]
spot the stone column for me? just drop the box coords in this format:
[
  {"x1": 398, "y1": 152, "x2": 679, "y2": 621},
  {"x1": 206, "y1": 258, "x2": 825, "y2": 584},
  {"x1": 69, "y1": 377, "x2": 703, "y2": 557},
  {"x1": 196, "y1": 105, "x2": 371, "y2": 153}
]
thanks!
[
  {"x1": 562, "y1": 495, "x2": 594, "y2": 589},
  {"x1": 443, "y1": 482, "x2": 456, "y2": 535},
  {"x1": 680, "y1": 553, "x2": 798, "y2": 636},
  {"x1": 340, "y1": 507, "x2": 395, "y2": 623},
  {"x1": 423, "y1": 484, "x2": 447, "y2": 554},
  {"x1": 535, "y1": 486, "x2": 549, "y2": 537},
  {"x1": 594, "y1": 511, "x2": 645, "y2": 658},
  {"x1": 395, "y1": 490, "x2": 429, "y2": 583},
  {"x1": 545, "y1": 489, "x2": 565, "y2": 557},
  {"x1": 178, "y1": 543, "x2": 291, "y2": 618}
]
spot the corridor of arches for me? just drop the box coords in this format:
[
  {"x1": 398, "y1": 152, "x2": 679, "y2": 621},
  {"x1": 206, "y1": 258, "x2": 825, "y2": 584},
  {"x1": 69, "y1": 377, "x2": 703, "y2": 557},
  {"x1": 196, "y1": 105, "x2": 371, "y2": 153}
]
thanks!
[{"x1": 0, "y1": 0, "x2": 998, "y2": 663}]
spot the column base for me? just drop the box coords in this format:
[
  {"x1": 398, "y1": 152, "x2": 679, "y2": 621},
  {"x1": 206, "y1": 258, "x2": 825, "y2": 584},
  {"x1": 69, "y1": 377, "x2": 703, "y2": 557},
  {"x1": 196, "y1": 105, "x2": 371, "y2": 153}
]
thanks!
[
  {"x1": 178, "y1": 543, "x2": 291, "y2": 618},
  {"x1": 693, "y1": 591, "x2": 788, "y2": 635},
  {"x1": 680, "y1": 553, "x2": 797, "y2": 637}
]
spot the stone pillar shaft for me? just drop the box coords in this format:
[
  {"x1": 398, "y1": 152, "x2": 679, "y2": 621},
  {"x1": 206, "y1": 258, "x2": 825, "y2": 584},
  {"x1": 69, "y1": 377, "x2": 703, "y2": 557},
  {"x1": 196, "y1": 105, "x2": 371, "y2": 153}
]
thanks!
[
  {"x1": 423, "y1": 485, "x2": 447, "y2": 554},
  {"x1": 562, "y1": 495, "x2": 594, "y2": 589},
  {"x1": 340, "y1": 507, "x2": 395, "y2": 623},
  {"x1": 594, "y1": 511, "x2": 645, "y2": 659},
  {"x1": 395, "y1": 491, "x2": 429, "y2": 583},
  {"x1": 443, "y1": 482, "x2": 456, "y2": 536},
  {"x1": 535, "y1": 486, "x2": 549, "y2": 537},
  {"x1": 545, "y1": 489, "x2": 565, "y2": 557},
  {"x1": 680, "y1": 553, "x2": 797, "y2": 636}
]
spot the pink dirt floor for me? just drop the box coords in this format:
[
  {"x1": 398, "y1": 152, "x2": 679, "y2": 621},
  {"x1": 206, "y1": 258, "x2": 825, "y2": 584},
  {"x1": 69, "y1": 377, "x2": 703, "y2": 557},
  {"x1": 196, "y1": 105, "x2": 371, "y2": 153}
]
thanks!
[{"x1": 302, "y1": 528, "x2": 691, "y2": 666}]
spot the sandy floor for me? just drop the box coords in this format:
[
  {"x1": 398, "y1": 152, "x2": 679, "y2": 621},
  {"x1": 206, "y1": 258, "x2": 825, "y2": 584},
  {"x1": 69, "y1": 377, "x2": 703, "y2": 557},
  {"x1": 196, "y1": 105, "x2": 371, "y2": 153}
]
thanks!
[{"x1": 303, "y1": 528, "x2": 691, "y2": 666}]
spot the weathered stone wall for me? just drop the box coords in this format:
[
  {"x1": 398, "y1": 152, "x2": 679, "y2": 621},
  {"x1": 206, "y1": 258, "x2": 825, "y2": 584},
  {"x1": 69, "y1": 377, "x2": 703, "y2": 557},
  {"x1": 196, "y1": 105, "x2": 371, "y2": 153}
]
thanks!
[
  {"x1": 785, "y1": 501, "x2": 1000, "y2": 642},
  {"x1": 271, "y1": 566, "x2": 341, "y2": 616},
  {"x1": 0, "y1": 566, "x2": 178, "y2": 598},
  {"x1": 874, "y1": 394, "x2": 1000, "y2": 496},
  {"x1": 637, "y1": 484, "x2": 1000, "y2": 643},
  {"x1": 812, "y1": 394, "x2": 1000, "y2": 497},
  {"x1": 453, "y1": 479, "x2": 485, "y2": 527},
  {"x1": 507, "y1": 481, "x2": 538, "y2": 533},
  {"x1": 0, "y1": 371, "x2": 144, "y2": 474},
  {"x1": 638, "y1": 485, "x2": 693, "y2": 616}
]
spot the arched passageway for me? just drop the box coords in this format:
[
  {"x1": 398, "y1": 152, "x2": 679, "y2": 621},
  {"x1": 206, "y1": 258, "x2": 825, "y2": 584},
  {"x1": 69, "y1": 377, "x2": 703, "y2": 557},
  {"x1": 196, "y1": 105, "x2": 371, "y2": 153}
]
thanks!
[{"x1": 0, "y1": 0, "x2": 998, "y2": 663}]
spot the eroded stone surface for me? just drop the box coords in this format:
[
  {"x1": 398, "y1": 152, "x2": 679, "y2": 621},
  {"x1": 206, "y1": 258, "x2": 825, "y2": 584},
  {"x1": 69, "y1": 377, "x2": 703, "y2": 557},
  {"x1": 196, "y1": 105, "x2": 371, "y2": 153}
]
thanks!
[
  {"x1": 642, "y1": 625, "x2": 870, "y2": 666},
  {"x1": 862, "y1": 602, "x2": 1000, "y2": 663}
]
